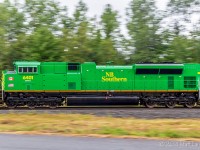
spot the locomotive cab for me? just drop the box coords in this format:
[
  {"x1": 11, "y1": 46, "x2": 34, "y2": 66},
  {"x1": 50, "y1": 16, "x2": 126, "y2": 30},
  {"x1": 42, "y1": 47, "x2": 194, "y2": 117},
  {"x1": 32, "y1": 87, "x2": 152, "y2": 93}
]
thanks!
[{"x1": 2, "y1": 62, "x2": 41, "y2": 107}]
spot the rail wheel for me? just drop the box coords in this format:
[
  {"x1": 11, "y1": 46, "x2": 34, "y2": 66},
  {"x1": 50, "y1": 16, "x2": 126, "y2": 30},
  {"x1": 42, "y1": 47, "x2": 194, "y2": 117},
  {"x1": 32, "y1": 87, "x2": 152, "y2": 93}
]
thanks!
[
  {"x1": 27, "y1": 101, "x2": 36, "y2": 109},
  {"x1": 183, "y1": 99, "x2": 196, "y2": 108},
  {"x1": 144, "y1": 99, "x2": 156, "y2": 108},
  {"x1": 49, "y1": 101, "x2": 57, "y2": 109},
  {"x1": 165, "y1": 100, "x2": 176, "y2": 108},
  {"x1": 6, "y1": 100, "x2": 17, "y2": 109}
]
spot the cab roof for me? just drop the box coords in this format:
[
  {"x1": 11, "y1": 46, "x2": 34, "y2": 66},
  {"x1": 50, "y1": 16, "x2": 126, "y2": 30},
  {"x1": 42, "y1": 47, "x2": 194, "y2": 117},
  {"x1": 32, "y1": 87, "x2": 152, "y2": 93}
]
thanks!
[{"x1": 14, "y1": 61, "x2": 40, "y2": 66}]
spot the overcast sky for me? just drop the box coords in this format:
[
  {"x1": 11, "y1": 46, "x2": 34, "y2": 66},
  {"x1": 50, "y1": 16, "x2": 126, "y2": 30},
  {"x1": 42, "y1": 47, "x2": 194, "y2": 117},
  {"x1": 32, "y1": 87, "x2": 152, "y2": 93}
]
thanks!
[
  {"x1": 58, "y1": 0, "x2": 168, "y2": 35},
  {"x1": 0, "y1": 0, "x2": 169, "y2": 18},
  {"x1": 59, "y1": 0, "x2": 168, "y2": 17}
]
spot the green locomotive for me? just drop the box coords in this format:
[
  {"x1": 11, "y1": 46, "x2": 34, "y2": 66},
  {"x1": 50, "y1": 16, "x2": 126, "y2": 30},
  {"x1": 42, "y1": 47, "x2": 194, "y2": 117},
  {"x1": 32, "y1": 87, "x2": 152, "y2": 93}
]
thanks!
[{"x1": 2, "y1": 61, "x2": 200, "y2": 108}]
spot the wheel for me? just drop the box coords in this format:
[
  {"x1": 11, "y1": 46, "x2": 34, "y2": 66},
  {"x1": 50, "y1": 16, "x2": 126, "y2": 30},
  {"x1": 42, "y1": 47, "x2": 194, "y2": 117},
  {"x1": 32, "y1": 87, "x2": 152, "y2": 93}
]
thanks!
[
  {"x1": 165, "y1": 100, "x2": 176, "y2": 108},
  {"x1": 144, "y1": 99, "x2": 156, "y2": 108},
  {"x1": 184, "y1": 99, "x2": 196, "y2": 108},
  {"x1": 6, "y1": 100, "x2": 17, "y2": 109},
  {"x1": 27, "y1": 101, "x2": 36, "y2": 109},
  {"x1": 49, "y1": 101, "x2": 57, "y2": 109}
]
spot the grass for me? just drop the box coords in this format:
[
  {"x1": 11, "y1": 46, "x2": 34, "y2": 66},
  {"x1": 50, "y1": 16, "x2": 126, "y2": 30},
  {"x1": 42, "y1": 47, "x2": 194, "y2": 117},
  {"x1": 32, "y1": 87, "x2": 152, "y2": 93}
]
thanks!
[{"x1": 0, "y1": 113, "x2": 200, "y2": 140}]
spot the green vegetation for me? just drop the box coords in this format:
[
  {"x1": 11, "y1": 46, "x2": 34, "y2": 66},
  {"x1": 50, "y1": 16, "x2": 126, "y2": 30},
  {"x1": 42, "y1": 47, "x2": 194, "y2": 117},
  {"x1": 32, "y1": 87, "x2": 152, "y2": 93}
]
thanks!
[
  {"x1": 0, "y1": 113, "x2": 200, "y2": 140},
  {"x1": 0, "y1": 0, "x2": 200, "y2": 71}
]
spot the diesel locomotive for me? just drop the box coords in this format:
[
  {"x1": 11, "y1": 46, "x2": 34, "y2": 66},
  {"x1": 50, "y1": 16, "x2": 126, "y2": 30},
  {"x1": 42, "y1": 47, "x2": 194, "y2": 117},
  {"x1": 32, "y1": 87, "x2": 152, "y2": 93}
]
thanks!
[{"x1": 1, "y1": 61, "x2": 200, "y2": 108}]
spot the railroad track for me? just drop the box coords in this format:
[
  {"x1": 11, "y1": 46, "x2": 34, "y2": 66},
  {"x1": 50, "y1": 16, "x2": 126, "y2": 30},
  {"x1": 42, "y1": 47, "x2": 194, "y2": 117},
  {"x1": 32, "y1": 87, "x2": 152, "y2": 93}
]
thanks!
[{"x1": 0, "y1": 107, "x2": 200, "y2": 119}]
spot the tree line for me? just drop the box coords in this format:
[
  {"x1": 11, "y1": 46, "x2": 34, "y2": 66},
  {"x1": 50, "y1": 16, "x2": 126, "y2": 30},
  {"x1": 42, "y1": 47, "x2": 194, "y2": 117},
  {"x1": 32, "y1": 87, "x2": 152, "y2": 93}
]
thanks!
[{"x1": 0, "y1": 0, "x2": 200, "y2": 70}]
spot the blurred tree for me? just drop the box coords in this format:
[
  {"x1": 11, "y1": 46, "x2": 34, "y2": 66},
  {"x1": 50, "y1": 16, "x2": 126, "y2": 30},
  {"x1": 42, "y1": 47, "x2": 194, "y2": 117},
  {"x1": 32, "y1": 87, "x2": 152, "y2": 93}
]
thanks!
[
  {"x1": 0, "y1": 2, "x2": 8, "y2": 69},
  {"x1": 163, "y1": 36, "x2": 196, "y2": 62},
  {"x1": 21, "y1": 0, "x2": 67, "y2": 61},
  {"x1": 23, "y1": 0, "x2": 64, "y2": 33},
  {"x1": 166, "y1": 0, "x2": 199, "y2": 36},
  {"x1": 0, "y1": 0, "x2": 25, "y2": 69},
  {"x1": 98, "y1": 4, "x2": 125, "y2": 64},
  {"x1": 23, "y1": 26, "x2": 62, "y2": 61},
  {"x1": 191, "y1": 20, "x2": 200, "y2": 63},
  {"x1": 161, "y1": 0, "x2": 200, "y2": 62},
  {"x1": 101, "y1": 4, "x2": 119, "y2": 39},
  {"x1": 62, "y1": 0, "x2": 93, "y2": 62},
  {"x1": 86, "y1": 17, "x2": 102, "y2": 63},
  {"x1": 126, "y1": 0, "x2": 163, "y2": 63}
]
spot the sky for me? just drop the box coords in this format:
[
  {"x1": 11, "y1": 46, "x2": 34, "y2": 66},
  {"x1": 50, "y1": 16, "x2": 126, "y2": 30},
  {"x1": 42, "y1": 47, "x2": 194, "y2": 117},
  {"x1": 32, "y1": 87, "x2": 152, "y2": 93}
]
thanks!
[
  {"x1": 62, "y1": 0, "x2": 167, "y2": 14},
  {"x1": 0, "y1": 0, "x2": 169, "y2": 10},
  {"x1": 57, "y1": 0, "x2": 169, "y2": 35},
  {"x1": 59, "y1": 0, "x2": 168, "y2": 18}
]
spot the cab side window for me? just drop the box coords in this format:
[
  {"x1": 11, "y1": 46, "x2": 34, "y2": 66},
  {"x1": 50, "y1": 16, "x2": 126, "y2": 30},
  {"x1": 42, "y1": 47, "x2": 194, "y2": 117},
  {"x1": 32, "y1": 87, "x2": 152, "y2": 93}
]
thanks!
[{"x1": 18, "y1": 67, "x2": 37, "y2": 73}]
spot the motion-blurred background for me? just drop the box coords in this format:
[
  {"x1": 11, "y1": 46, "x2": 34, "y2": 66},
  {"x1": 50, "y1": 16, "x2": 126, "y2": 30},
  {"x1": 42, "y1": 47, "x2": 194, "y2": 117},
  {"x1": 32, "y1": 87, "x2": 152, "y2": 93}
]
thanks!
[{"x1": 0, "y1": 0, "x2": 200, "y2": 70}]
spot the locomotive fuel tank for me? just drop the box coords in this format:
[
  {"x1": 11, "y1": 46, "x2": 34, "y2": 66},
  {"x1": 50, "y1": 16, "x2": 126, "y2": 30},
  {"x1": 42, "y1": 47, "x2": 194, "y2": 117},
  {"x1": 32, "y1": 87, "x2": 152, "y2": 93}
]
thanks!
[{"x1": 66, "y1": 96, "x2": 140, "y2": 105}]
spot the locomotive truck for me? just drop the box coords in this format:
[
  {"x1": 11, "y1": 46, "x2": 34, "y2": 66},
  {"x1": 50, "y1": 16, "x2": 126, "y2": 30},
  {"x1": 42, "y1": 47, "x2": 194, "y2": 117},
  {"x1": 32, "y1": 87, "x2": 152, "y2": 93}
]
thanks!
[{"x1": 1, "y1": 61, "x2": 200, "y2": 108}]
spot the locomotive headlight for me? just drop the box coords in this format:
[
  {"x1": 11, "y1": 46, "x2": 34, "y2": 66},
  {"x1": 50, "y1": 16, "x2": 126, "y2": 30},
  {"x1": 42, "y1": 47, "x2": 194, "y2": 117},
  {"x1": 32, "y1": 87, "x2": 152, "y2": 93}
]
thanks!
[{"x1": 8, "y1": 77, "x2": 14, "y2": 81}]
